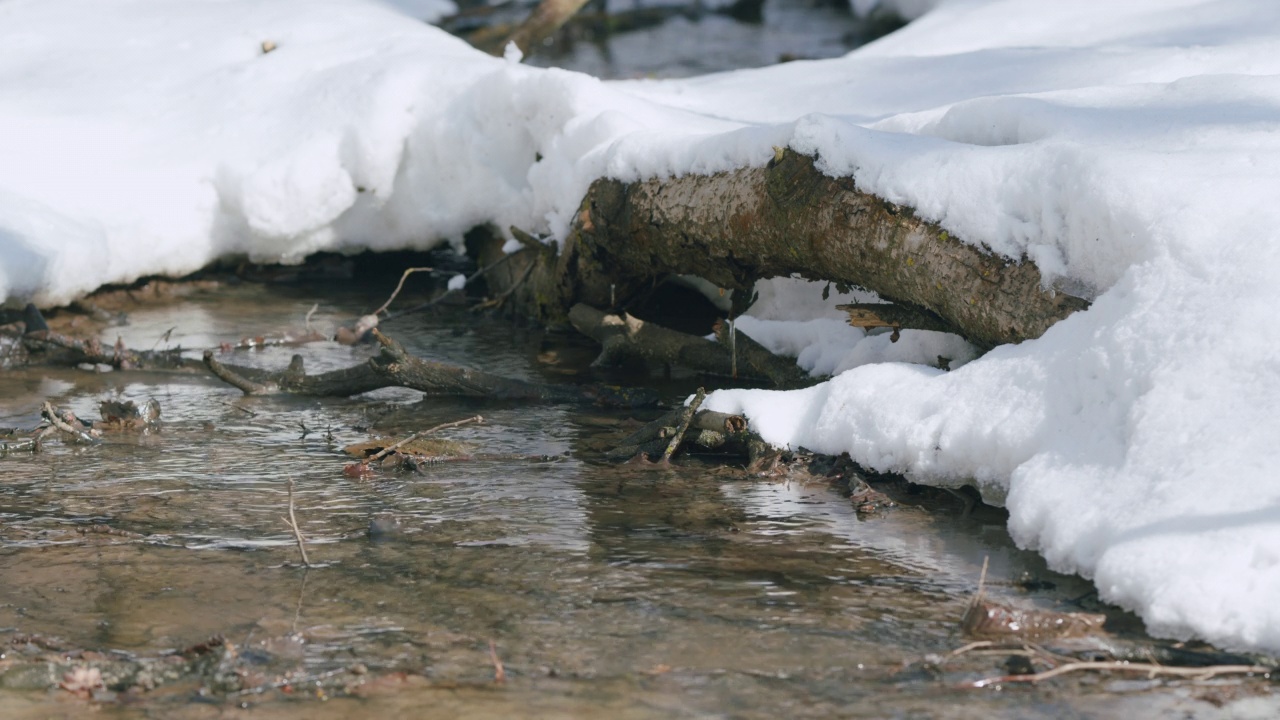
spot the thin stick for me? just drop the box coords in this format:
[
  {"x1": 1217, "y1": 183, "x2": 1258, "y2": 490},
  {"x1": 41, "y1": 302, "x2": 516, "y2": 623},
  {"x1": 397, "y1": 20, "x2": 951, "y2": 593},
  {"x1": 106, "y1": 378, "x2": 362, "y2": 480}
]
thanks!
[
  {"x1": 365, "y1": 415, "x2": 485, "y2": 464},
  {"x1": 662, "y1": 388, "x2": 706, "y2": 463},
  {"x1": 944, "y1": 640, "x2": 994, "y2": 661},
  {"x1": 382, "y1": 252, "x2": 522, "y2": 322},
  {"x1": 373, "y1": 267, "x2": 433, "y2": 317},
  {"x1": 967, "y1": 661, "x2": 1272, "y2": 688},
  {"x1": 489, "y1": 639, "x2": 506, "y2": 684},
  {"x1": 281, "y1": 478, "x2": 312, "y2": 568},
  {"x1": 215, "y1": 399, "x2": 257, "y2": 416}
]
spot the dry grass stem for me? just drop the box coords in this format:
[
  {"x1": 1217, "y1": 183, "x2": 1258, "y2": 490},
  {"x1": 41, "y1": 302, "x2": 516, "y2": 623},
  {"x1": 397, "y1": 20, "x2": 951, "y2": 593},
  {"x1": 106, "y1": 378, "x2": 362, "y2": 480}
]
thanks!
[{"x1": 281, "y1": 478, "x2": 312, "y2": 568}]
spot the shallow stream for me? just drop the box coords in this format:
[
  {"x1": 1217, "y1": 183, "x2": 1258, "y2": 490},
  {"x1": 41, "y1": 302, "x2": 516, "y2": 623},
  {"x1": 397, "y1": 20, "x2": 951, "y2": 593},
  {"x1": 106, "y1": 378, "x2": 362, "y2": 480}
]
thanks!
[{"x1": 1, "y1": 276, "x2": 1273, "y2": 718}]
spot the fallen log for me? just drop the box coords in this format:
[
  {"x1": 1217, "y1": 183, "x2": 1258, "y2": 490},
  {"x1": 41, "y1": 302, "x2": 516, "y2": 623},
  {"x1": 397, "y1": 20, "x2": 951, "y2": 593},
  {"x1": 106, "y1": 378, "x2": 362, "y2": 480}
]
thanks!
[
  {"x1": 202, "y1": 330, "x2": 656, "y2": 408},
  {"x1": 478, "y1": 150, "x2": 1089, "y2": 349}
]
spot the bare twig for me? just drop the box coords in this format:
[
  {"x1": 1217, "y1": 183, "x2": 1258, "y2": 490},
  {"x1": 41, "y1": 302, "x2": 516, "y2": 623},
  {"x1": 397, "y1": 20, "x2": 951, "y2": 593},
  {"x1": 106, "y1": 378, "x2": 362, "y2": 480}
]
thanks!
[
  {"x1": 488, "y1": 639, "x2": 506, "y2": 684},
  {"x1": 373, "y1": 267, "x2": 433, "y2": 317},
  {"x1": 662, "y1": 388, "x2": 706, "y2": 463},
  {"x1": 281, "y1": 478, "x2": 312, "y2": 568},
  {"x1": 967, "y1": 661, "x2": 1272, "y2": 688},
  {"x1": 365, "y1": 415, "x2": 485, "y2": 465},
  {"x1": 944, "y1": 640, "x2": 995, "y2": 662},
  {"x1": 382, "y1": 251, "x2": 523, "y2": 322}
]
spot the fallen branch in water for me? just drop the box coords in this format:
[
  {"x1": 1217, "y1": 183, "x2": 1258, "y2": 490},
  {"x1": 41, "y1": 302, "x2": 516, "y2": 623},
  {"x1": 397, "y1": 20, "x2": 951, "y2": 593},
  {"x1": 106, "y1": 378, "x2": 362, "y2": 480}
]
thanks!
[
  {"x1": 281, "y1": 478, "x2": 312, "y2": 569},
  {"x1": 203, "y1": 330, "x2": 657, "y2": 408},
  {"x1": 0, "y1": 432, "x2": 40, "y2": 456},
  {"x1": 41, "y1": 402, "x2": 102, "y2": 444},
  {"x1": 24, "y1": 330, "x2": 190, "y2": 370}
]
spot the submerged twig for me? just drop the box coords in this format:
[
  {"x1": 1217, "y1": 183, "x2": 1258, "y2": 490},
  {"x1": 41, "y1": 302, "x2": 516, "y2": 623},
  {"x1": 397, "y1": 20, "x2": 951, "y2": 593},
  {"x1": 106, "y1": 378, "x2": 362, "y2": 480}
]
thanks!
[{"x1": 281, "y1": 478, "x2": 312, "y2": 568}]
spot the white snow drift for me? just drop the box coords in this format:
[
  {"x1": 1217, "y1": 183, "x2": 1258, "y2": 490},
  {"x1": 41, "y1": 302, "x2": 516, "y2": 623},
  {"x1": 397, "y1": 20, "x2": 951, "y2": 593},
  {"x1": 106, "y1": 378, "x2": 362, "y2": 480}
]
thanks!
[{"x1": 3, "y1": 0, "x2": 1280, "y2": 652}]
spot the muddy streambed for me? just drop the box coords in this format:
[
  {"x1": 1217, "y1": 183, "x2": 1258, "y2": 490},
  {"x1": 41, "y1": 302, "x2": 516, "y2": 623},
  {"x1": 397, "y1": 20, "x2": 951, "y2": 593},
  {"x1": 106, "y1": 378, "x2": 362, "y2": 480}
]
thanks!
[{"x1": 0, "y1": 277, "x2": 1275, "y2": 718}]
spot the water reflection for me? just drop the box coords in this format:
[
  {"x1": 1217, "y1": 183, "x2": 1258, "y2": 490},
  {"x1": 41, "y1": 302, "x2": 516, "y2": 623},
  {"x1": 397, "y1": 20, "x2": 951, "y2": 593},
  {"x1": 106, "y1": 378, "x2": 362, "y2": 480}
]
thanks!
[{"x1": 0, "y1": 281, "x2": 1265, "y2": 718}]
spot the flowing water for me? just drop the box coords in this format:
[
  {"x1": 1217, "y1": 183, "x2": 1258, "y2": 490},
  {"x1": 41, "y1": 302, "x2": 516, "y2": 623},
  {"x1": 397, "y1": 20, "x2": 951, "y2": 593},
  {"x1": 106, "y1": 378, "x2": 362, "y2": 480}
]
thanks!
[{"x1": 0, "y1": 275, "x2": 1273, "y2": 718}]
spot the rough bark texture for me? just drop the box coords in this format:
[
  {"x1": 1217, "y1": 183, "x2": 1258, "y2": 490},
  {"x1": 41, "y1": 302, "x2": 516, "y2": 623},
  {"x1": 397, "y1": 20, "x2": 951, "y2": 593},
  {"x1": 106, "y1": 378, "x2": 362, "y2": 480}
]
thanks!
[{"x1": 481, "y1": 151, "x2": 1088, "y2": 349}]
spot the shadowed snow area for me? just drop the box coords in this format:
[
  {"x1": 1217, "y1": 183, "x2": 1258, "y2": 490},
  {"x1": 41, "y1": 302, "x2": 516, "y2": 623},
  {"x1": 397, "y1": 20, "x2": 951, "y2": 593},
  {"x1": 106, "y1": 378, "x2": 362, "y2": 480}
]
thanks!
[{"x1": 3, "y1": 0, "x2": 1280, "y2": 653}]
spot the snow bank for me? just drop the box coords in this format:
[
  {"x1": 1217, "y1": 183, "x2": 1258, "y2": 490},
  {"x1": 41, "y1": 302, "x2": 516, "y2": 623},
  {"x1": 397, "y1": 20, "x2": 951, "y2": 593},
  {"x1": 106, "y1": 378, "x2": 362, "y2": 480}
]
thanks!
[{"x1": 4, "y1": 0, "x2": 1280, "y2": 652}]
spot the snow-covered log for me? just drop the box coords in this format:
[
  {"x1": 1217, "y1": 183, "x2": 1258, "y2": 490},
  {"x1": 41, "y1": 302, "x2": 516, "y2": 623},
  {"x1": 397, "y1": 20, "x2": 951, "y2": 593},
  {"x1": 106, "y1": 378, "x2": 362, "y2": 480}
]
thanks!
[{"x1": 485, "y1": 151, "x2": 1088, "y2": 349}]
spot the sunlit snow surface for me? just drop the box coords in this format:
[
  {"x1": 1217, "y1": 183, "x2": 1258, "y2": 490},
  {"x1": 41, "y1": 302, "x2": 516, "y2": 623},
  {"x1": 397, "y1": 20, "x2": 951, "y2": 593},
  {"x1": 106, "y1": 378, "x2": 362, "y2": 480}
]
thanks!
[{"x1": 4, "y1": 0, "x2": 1280, "y2": 652}]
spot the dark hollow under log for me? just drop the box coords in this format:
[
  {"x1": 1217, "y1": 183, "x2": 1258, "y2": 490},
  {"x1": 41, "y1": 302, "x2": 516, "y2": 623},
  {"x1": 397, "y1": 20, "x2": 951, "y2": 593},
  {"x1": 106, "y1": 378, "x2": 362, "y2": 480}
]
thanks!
[{"x1": 478, "y1": 150, "x2": 1089, "y2": 349}]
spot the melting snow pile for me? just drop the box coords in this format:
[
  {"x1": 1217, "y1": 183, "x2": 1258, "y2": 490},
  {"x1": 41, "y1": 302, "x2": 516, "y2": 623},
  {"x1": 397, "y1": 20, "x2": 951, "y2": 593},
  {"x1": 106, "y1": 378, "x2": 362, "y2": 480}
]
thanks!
[{"x1": 3, "y1": 0, "x2": 1280, "y2": 652}]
